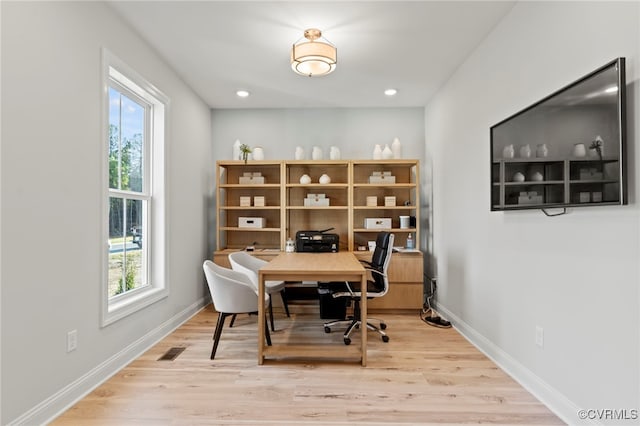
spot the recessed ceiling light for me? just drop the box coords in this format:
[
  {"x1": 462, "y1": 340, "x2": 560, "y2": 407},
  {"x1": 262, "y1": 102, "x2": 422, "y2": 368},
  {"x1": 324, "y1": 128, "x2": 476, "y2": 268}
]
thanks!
[
  {"x1": 236, "y1": 90, "x2": 250, "y2": 98},
  {"x1": 384, "y1": 88, "x2": 397, "y2": 96}
]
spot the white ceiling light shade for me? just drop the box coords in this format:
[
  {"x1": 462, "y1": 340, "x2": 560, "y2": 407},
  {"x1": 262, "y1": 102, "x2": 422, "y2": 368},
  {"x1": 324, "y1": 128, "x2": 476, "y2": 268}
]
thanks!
[
  {"x1": 384, "y1": 88, "x2": 398, "y2": 96},
  {"x1": 236, "y1": 90, "x2": 250, "y2": 98},
  {"x1": 291, "y1": 28, "x2": 337, "y2": 77}
]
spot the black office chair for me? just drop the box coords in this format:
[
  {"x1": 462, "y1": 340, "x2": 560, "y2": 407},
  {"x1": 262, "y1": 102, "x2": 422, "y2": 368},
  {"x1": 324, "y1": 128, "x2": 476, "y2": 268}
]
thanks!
[{"x1": 323, "y1": 232, "x2": 394, "y2": 345}]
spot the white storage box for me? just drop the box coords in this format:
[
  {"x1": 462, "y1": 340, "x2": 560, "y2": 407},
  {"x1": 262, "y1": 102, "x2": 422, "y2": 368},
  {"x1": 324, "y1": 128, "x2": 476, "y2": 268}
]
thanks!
[
  {"x1": 304, "y1": 198, "x2": 330, "y2": 206},
  {"x1": 304, "y1": 193, "x2": 329, "y2": 206},
  {"x1": 384, "y1": 196, "x2": 396, "y2": 206},
  {"x1": 518, "y1": 191, "x2": 543, "y2": 205},
  {"x1": 579, "y1": 168, "x2": 604, "y2": 180},
  {"x1": 366, "y1": 196, "x2": 378, "y2": 206},
  {"x1": 369, "y1": 175, "x2": 396, "y2": 184},
  {"x1": 238, "y1": 217, "x2": 265, "y2": 228},
  {"x1": 253, "y1": 196, "x2": 265, "y2": 207},
  {"x1": 579, "y1": 192, "x2": 590, "y2": 203},
  {"x1": 364, "y1": 218, "x2": 392, "y2": 229},
  {"x1": 239, "y1": 176, "x2": 265, "y2": 184},
  {"x1": 239, "y1": 196, "x2": 251, "y2": 207}
]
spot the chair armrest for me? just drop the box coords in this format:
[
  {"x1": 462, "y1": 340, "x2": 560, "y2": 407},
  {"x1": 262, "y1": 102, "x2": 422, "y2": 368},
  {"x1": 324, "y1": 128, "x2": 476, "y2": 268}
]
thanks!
[{"x1": 367, "y1": 268, "x2": 386, "y2": 278}]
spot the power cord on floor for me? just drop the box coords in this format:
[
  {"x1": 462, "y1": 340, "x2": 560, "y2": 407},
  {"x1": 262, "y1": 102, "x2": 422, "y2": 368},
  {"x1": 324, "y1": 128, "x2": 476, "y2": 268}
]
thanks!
[{"x1": 420, "y1": 276, "x2": 451, "y2": 328}]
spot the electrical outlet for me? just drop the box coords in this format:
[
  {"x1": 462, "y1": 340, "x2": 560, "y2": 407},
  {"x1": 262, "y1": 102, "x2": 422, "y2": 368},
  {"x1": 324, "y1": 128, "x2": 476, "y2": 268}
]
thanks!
[
  {"x1": 535, "y1": 326, "x2": 544, "y2": 348},
  {"x1": 67, "y1": 329, "x2": 78, "y2": 352}
]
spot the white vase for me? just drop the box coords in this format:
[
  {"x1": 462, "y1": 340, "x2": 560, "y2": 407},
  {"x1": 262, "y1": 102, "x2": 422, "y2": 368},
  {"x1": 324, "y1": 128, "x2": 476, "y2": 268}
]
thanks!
[
  {"x1": 502, "y1": 144, "x2": 514, "y2": 159},
  {"x1": 312, "y1": 146, "x2": 323, "y2": 160},
  {"x1": 572, "y1": 143, "x2": 586, "y2": 157},
  {"x1": 252, "y1": 146, "x2": 264, "y2": 161},
  {"x1": 382, "y1": 144, "x2": 393, "y2": 160},
  {"x1": 329, "y1": 146, "x2": 341, "y2": 160},
  {"x1": 536, "y1": 143, "x2": 548, "y2": 158},
  {"x1": 299, "y1": 174, "x2": 311, "y2": 184},
  {"x1": 294, "y1": 146, "x2": 305, "y2": 160},
  {"x1": 233, "y1": 139, "x2": 241, "y2": 160},
  {"x1": 513, "y1": 172, "x2": 525, "y2": 182},
  {"x1": 391, "y1": 137, "x2": 402, "y2": 159},
  {"x1": 319, "y1": 174, "x2": 331, "y2": 184},
  {"x1": 519, "y1": 144, "x2": 531, "y2": 158},
  {"x1": 373, "y1": 144, "x2": 382, "y2": 160}
]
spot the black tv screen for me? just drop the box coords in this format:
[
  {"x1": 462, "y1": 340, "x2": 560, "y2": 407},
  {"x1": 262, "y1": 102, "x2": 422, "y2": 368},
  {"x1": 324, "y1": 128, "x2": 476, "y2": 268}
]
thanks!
[{"x1": 490, "y1": 58, "x2": 627, "y2": 212}]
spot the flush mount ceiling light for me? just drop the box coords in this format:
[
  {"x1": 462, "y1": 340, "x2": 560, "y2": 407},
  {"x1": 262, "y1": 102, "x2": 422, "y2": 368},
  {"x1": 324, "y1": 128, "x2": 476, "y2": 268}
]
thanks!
[
  {"x1": 384, "y1": 88, "x2": 398, "y2": 96},
  {"x1": 291, "y1": 28, "x2": 337, "y2": 77},
  {"x1": 236, "y1": 89, "x2": 250, "y2": 98}
]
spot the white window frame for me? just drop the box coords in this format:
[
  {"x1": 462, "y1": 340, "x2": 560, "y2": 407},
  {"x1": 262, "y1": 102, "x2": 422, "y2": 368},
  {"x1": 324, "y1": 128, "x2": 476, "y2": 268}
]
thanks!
[{"x1": 101, "y1": 49, "x2": 169, "y2": 327}]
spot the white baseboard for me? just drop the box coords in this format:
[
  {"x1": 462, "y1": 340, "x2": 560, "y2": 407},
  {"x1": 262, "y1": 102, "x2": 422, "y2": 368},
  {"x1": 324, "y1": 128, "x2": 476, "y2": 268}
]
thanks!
[
  {"x1": 435, "y1": 303, "x2": 596, "y2": 426},
  {"x1": 9, "y1": 298, "x2": 208, "y2": 426}
]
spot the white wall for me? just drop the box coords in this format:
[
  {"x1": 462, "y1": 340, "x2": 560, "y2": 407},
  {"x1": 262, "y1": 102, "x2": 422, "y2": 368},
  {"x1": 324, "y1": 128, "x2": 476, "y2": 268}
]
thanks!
[
  {"x1": 425, "y1": 1, "x2": 639, "y2": 424},
  {"x1": 1, "y1": 2, "x2": 212, "y2": 424},
  {"x1": 211, "y1": 108, "x2": 424, "y2": 162}
]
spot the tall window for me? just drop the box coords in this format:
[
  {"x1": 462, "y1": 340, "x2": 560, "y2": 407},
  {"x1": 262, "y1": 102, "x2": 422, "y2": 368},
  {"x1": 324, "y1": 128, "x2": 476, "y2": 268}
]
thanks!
[
  {"x1": 103, "y1": 50, "x2": 168, "y2": 326},
  {"x1": 108, "y1": 85, "x2": 149, "y2": 297}
]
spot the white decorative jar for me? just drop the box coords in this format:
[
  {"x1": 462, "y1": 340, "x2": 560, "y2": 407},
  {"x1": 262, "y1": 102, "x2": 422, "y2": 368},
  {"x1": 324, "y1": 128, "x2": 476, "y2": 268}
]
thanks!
[
  {"x1": 312, "y1": 146, "x2": 323, "y2": 160},
  {"x1": 373, "y1": 144, "x2": 382, "y2": 160},
  {"x1": 519, "y1": 144, "x2": 531, "y2": 158},
  {"x1": 391, "y1": 137, "x2": 402, "y2": 159},
  {"x1": 252, "y1": 146, "x2": 264, "y2": 161},
  {"x1": 299, "y1": 174, "x2": 312, "y2": 184},
  {"x1": 319, "y1": 174, "x2": 331, "y2": 184},
  {"x1": 502, "y1": 144, "x2": 514, "y2": 159},
  {"x1": 233, "y1": 139, "x2": 242, "y2": 160},
  {"x1": 513, "y1": 172, "x2": 525, "y2": 182},
  {"x1": 294, "y1": 146, "x2": 305, "y2": 160},
  {"x1": 572, "y1": 143, "x2": 587, "y2": 157},
  {"x1": 329, "y1": 146, "x2": 341, "y2": 160},
  {"x1": 536, "y1": 143, "x2": 548, "y2": 158},
  {"x1": 382, "y1": 144, "x2": 393, "y2": 159}
]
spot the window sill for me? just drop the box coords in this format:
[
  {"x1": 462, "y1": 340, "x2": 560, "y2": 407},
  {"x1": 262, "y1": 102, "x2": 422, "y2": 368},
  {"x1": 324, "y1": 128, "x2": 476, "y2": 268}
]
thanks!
[{"x1": 102, "y1": 286, "x2": 168, "y2": 327}]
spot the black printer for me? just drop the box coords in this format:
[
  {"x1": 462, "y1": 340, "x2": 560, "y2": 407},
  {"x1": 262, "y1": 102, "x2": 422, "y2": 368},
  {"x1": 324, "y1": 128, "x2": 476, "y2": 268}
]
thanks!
[{"x1": 295, "y1": 228, "x2": 339, "y2": 252}]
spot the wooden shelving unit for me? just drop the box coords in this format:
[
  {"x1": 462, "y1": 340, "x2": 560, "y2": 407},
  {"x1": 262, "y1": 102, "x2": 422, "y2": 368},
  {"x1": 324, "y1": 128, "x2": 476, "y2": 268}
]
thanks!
[{"x1": 215, "y1": 159, "x2": 423, "y2": 309}]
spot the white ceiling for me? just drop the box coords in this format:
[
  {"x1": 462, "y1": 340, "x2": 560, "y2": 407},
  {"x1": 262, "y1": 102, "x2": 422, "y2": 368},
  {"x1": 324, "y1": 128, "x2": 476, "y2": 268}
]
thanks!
[{"x1": 108, "y1": 1, "x2": 515, "y2": 109}]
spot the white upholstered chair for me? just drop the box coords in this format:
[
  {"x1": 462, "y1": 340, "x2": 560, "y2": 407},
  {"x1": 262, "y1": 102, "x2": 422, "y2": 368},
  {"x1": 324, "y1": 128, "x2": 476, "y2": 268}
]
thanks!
[
  {"x1": 228, "y1": 251, "x2": 290, "y2": 331},
  {"x1": 202, "y1": 260, "x2": 271, "y2": 360}
]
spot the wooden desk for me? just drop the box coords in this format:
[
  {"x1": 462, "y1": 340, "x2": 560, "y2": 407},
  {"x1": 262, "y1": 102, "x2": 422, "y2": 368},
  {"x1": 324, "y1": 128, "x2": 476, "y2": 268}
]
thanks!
[{"x1": 258, "y1": 252, "x2": 368, "y2": 366}]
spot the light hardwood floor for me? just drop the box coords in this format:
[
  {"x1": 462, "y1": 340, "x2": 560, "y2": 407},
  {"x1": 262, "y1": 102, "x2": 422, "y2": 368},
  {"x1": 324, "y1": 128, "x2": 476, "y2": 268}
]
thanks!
[{"x1": 52, "y1": 305, "x2": 564, "y2": 425}]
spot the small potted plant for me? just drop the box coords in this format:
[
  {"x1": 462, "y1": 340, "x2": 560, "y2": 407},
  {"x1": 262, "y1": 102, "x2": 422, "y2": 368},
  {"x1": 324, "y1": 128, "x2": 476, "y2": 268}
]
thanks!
[
  {"x1": 240, "y1": 144, "x2": 251, "y2": 163},
  {"x1": 589, "y1": 135, "x2": 604, "y2": 161}
]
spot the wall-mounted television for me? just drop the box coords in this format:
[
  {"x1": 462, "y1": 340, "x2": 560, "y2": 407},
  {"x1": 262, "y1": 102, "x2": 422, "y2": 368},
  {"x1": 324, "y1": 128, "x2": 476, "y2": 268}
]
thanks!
[{"x1": 490, "y1": 58, "x2": 627, "y2": 212}]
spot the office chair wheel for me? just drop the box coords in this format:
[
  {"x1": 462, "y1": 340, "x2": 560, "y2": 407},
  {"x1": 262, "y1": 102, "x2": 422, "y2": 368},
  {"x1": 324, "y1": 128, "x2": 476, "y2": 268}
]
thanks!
[
  {"x1": 344, "y1": 337, "x2": 351, "y2": 345},
  {"x1": 324, "y1": 326, "x2": 331, "y2": 333},
  {"x1": 382, "y1": 335, "x2": 390, "y2": 343},
  {"x1": 380, "y1": 323, "x2": 387, "y2": 330}
]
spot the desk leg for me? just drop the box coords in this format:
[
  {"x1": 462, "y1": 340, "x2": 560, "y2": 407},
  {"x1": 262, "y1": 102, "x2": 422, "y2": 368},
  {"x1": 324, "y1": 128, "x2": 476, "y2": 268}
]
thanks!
[
  {"x1": 258, "y1": 272, "x2": 265, "y2": 365},
  {"x1": 360, "y1": 272, "x2": 367, "y2": 366}
]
